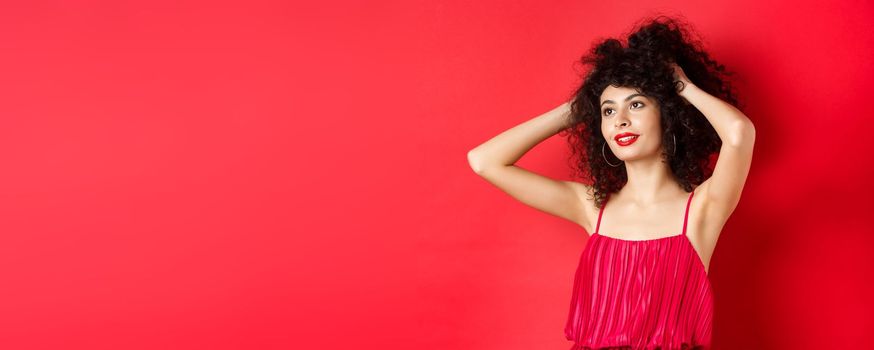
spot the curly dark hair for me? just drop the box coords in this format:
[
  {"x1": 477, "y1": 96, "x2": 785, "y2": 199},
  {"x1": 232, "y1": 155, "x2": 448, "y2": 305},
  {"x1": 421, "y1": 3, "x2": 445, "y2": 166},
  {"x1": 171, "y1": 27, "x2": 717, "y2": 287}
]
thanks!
[{"x1": 559, "y1": 14, "x2": 745, "y2": 209}]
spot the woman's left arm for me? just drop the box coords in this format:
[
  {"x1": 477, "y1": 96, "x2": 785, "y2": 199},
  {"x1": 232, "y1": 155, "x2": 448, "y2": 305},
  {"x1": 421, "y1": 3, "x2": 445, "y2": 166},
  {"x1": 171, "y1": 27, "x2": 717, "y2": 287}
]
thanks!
[{"x1": 673, "y1": 63, "x2": 756, "y2": 223}]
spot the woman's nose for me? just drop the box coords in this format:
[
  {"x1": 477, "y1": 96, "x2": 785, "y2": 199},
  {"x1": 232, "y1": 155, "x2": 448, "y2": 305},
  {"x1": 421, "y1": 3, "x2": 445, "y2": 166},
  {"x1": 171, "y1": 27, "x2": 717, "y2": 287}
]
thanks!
[{"x1": 613, "y1": 111, "x2": 630, "y2": 125}]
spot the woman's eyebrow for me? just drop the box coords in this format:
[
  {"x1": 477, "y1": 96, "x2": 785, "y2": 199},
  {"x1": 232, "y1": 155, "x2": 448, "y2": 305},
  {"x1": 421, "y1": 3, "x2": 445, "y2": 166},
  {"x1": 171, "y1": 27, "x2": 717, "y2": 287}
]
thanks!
[{"x1": 601, "y1": 93, "x2": 646, "y2": 106}]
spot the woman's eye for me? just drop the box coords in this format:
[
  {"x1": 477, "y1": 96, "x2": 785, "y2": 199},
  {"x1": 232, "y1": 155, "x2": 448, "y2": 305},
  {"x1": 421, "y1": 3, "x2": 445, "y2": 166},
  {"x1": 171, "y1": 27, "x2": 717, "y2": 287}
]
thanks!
[{"x1": 603, "y1": 102, "x2": 642, "y2": 116}]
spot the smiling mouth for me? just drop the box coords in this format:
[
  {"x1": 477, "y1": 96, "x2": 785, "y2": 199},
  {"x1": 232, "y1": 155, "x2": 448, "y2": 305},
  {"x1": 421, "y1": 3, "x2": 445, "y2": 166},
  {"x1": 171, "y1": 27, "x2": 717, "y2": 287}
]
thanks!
[{"x1": 615, "y1": 135, "x2": 639, "y2": 146}]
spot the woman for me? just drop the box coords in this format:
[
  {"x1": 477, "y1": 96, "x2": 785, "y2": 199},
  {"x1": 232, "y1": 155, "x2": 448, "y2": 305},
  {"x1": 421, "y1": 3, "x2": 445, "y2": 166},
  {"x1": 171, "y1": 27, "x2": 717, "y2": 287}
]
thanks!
[{"x1": 467, "y1": 15, "x2": 754, "y2": 350}]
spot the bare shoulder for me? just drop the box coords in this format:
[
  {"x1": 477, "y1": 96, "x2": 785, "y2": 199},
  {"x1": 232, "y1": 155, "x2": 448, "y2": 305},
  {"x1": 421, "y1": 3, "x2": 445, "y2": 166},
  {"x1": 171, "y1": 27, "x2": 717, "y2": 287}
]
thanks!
[{"x1": 564, "y1": 181, "x2": 599, "y2": 235}]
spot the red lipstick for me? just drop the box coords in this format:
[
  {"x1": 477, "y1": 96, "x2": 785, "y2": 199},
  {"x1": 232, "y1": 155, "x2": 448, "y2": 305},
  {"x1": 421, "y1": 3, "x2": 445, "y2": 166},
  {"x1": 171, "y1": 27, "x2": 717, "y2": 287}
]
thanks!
[{"x1": 614, "y1": 132, "x2": 640, "y2": 146}]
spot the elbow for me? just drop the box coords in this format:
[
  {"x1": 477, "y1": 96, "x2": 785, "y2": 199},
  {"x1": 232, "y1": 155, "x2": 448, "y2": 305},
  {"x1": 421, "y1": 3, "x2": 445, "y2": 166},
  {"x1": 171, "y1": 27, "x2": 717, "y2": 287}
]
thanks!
[
  {"x1": 468, "y1": 148, "x2": 511, "y2": 174},
  {"x1": 467, "y1": 150, "x2": 485, "y2": 174},
  {"x1": 726, "y1": 120, "x2": 756, "y2": 148}
]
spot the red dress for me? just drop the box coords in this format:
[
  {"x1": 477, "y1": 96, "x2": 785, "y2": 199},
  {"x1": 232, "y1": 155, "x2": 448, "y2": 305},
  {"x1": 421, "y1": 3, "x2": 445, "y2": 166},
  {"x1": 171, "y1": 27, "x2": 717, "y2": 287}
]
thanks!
[{"x1": 564, "y1": 191, "x2": 713, "y2": 350}]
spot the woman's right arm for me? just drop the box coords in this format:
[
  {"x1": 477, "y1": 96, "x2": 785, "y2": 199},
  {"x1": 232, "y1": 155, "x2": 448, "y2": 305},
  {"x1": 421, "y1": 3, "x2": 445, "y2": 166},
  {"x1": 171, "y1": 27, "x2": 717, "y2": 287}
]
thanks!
[{"x1": 467, "y1": 101, "x2": 594, "y2": 231}]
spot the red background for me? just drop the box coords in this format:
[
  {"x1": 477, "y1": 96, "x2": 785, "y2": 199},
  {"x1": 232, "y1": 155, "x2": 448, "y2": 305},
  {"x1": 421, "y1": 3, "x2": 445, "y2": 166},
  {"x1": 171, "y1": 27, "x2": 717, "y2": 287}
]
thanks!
[{"x1": 0, "y1": 1, "x2": 871, "y2": 349}]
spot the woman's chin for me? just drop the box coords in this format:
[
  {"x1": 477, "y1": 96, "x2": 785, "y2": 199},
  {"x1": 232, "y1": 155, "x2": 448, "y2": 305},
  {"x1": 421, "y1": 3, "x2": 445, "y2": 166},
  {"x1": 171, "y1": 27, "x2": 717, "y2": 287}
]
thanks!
[{"x1": 616, "y1": 151, "x2": 661, "y2": 163}]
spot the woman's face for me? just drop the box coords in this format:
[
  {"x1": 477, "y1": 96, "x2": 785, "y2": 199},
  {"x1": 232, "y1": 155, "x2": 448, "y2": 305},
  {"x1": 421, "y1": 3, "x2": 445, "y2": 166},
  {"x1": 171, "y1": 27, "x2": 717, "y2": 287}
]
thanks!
[{"x1": 599, "y1": 85, "x2": 664, "y2": 162}]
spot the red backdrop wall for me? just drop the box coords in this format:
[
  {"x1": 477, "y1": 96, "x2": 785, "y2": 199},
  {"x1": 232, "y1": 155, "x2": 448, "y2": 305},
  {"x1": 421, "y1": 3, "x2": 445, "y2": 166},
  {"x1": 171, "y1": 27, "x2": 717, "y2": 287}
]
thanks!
[{"x1": 0, "y1": 1, "x2": 871, "y2": 349}]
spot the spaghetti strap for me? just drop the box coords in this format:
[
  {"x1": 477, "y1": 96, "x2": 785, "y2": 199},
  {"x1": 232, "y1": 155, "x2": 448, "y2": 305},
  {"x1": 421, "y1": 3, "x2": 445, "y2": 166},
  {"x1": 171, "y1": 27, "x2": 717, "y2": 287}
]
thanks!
[
  {"x1": 594, "y1": 194, "x2": 609, "y2": 234},
  {"x1": 682, "y1": 190, "x2": 694, "y2": 236}
]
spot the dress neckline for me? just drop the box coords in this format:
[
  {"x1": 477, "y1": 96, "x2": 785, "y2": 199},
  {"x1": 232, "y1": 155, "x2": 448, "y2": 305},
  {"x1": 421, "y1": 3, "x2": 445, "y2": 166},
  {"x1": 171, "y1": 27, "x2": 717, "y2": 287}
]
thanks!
[{"x1": 591, "y1": 231, "x2": 684, "y2": 242}]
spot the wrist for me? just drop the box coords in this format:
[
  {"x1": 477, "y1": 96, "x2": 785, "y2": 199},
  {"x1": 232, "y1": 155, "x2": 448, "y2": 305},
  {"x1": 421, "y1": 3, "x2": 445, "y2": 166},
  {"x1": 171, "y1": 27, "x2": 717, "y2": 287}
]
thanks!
[{"x1": 678, "y1": 81, "x2": 697, "y2": 97}]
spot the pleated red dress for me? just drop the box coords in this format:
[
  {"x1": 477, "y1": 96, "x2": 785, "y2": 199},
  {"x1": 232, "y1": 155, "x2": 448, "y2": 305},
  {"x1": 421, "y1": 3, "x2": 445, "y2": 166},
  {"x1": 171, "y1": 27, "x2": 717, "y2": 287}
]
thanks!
[{"x1": 564, "y1": 190, "x2": 713, "y2": 350}]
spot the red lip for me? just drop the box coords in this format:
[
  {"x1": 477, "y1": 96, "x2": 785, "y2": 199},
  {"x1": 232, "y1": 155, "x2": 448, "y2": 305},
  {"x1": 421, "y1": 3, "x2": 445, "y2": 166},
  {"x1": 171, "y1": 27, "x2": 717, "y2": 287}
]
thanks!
[
  {"x1": 614, "y1": 133, "x2": 640, "y2": 146},
  {"x1": 614, "y1": 132, "x2": 639, "y2": 141}
]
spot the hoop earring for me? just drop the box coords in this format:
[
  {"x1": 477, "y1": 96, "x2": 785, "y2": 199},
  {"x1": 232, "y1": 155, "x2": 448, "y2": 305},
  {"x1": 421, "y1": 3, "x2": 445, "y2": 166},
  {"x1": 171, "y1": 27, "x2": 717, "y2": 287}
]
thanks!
[
  {"x1": 671, "y1": 133, "x2": 677, "y2": 157},
  {"x1": 602, "y1": 141, "x2": 622, "y2": 167}
]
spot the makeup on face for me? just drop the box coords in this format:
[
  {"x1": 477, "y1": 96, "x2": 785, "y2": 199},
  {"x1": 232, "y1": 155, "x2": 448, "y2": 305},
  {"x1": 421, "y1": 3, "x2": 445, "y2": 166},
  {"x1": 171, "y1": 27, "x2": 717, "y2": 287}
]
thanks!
[
  {"x1": 614, "y1": 132, "x2": 640, "y2": 146},
  {"x1": 600, "y1": 87, "x2": 661, "y2": 151}
]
